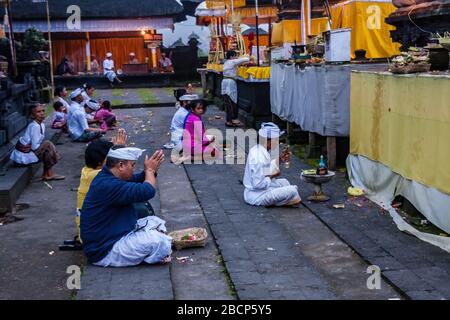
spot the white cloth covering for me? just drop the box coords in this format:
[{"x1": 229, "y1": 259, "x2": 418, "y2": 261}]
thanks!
[
  {"x1": 270, "y1": 63, "x2": 380, "y2": 137},
  {"x1": 347, "y1": 154, "x2": 450, "y2": 252},
  {"x1": 93, "y1": 216, "x2": 173, "y2": 267},
  {"x1": 10, "y1": 120, "x2": 45, "y2": 165},
  {"x1": 221, "y1": 57, "x2": 250, "y2": 104},
  {"x1": 243, "y1": 144, "x2": 300, "y2": 206}
]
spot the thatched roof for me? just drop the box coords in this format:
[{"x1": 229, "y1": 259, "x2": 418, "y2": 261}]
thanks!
[{"x1": 6, "y1": 0, "x2": 183, "y2": 20}]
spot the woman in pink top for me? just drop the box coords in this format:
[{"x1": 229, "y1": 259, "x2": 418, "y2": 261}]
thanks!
[
  {"x1": 94, "y1": 100, "x2": 117, "y2": 131},
  {"x1": 182, "y1": 99, "x2": 219, "y2": 161}
]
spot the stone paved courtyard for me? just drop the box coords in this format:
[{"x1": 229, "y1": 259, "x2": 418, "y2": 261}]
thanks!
[{"x1": 1, "y1": 89, "x2": 449, "y2": 300}]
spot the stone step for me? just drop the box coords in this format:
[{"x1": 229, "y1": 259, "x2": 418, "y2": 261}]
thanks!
[{"x1": 0, "y1": 162, "x2": 41, "y2": 213}]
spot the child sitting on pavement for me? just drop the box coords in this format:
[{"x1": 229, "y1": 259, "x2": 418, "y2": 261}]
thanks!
[
  {"x1": 94, "y1": 100, "x2": 117, "y2": 131},
  {"x1": 51, "y1": 101, "x2": 68, "y2": 133}
]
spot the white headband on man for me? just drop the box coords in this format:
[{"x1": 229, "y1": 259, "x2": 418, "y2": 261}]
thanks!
[
  {"x1": 179, "y1": 94, "x2": 199, "y2": 101},
  {"x1": 258, "y1": 122, "x2": 285, "y2": 139},
  {"x1": 70, "y1": 88, "x2": 83, "y2": 99},
  {"x1": 85, "y1": 99, "x2": 100, "y2": 111},
  {"x1": 107, "y1": 147, "x2": 145, "y2": 161}
]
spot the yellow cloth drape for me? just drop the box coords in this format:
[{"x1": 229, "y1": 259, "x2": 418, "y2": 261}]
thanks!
[
  {"x1": 350, "y1": 71, "x2": 450, "y2": 195},
  {"x1": 233, "y1": 6, "x2": 278, "y2": 18},
  {"x1": 207, "y1": 63, "x2": 224, "y2": 72},
  {"x1": 237, "y1": 66, "x2": 271, "y2": 80},
  {"x1": 206, "y1": 0, "x2": 246, "y2": 9},
  {"x1": 331, "y1": 0, "x2": 401, "y2": 59},
  {"x1": 271, "y1": 18, "x2": 330, "y2": 46}
]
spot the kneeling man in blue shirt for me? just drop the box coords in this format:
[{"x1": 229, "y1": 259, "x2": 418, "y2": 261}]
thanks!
[{"x1": 80, "y1": 146, "x2": 172, "y2": 267}]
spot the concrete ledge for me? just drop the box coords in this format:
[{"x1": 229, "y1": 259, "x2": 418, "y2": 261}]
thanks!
[
  {"x1": 0, "y1": 162, "x2": 41, "y2": 213},
  {"x1": 55, "y1": 74, "x2": 172, "y2": 90}
]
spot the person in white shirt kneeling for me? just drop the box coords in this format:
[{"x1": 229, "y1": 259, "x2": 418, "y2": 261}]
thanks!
[{"x1": 243, "y1": 122, "x2": 301, "y2": 207}]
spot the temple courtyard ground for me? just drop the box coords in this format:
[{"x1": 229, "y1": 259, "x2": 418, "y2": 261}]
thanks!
[{"x1": 1, "y1": 88, "x2": 449, "y2": 300}]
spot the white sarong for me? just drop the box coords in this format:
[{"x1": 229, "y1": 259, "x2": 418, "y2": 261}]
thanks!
[
  {"x1": 244, "y1": 178, "x2": 300, "y2": 207},
  {"x1": 93, "y1": 216, "x2": 172, "y2": 267},
  {"x1": 221, "y1": 78, "x2": 238, "y2": 104},
  {"x1": 105, "y1": 71, "x2": 117, "y2": 82}
]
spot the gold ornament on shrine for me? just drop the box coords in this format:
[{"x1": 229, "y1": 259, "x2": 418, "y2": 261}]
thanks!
[{"x1": 229, "y1": 13, "x2": 246, "y2": 56}]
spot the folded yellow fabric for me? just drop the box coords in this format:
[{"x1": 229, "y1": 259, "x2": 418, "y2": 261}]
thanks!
[
  {"x1": 348, "y1": 187, "x2": 365, "y2": 196},
  {"x1": 237, "y1": 66, "x2": 271, "y2": 80}
]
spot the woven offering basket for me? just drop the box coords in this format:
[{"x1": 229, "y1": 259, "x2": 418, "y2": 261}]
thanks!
[
  {"x1": 169, "y1": 227, "x2": 208, "y2": 250},
  {"x1": 390, "y1": 63, "x2": 431, "y2": 74}
]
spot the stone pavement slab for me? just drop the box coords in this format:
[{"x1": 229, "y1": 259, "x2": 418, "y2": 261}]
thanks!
[
  {"x1": 184, "y1": 160, "x2": 399, "y2": 300},
  {"x1": 78, "y1": 106, "x2": 231, "y2": 300},
  {"x1": 0, "y1": 131, "x2": 85, "y2": 299},
  {"x1": 78, "y1": 264, "x2": 173, "y2": 300}
]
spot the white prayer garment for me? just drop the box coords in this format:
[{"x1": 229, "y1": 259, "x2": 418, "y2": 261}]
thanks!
[
  {"x1": 170, "y1": 107, "x2": 189, "y2": 148},
  {"x1": 221, "y1": 57, "x2": 250, "y2": 104},
  {"x1": 10, "y1": 120, "x2": 45, "y2": 165},
  {"x1": 93, "y1": 216, "x2": 173, "y2": 267},
  {"x1": 243, "y1": 144, "x2": 301, "y2": 206}
]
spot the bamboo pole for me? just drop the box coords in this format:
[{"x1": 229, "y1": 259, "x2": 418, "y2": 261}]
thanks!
[
  {"x1": 46, "y1": 0, "x2": 54, "y2": 95},
  {"x1": 301, "y1": 0, "x2": 306, "y2": 45},
  {"x1": 255, "y1": 0, "x2": 260, "y2": 66}
]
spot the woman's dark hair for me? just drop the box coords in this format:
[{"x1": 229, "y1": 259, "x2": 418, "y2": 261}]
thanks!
[
  {"x1": 101, "y1": 100, "x2": 111, "y2": 110},
  {"x1": 226, "y1": 50, "x2": 237, "y2": 60},
  {"x1": 54, "y1": 86, "x2": 66, "y2": 97},
  {"x1": 193, "y1": 100, "x2": 207, "y2": 113},
  {"x1": 53, "y1": 101, "x2": 64, "y2": 111},
  {"x1": 174, "y1": 88, "x2": 187, "y2": 101},
  {"x1": 82, "y1": 83, "x2": 94, "y2": 91},
  {"x1": 85, "y1": 139, "x2": 114, "y2": 169}
]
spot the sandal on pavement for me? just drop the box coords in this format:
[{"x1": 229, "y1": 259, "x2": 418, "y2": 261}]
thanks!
[{"x1": 43, "y1": 175, "x2": 66, "y2": 181}]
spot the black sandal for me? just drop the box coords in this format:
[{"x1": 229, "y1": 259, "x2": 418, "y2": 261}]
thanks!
[{"x1": 225, "y1": 122, "x2": 238, "y2": 127}]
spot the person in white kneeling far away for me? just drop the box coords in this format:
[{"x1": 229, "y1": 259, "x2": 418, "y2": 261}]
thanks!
[
  {"x1": 243, "y1": 122, "x2": 301, "y2": 207},
  {"x1": 80, "y1": 146, "x2": 172, "y2": 267},
  {"x1": 103, "y1": 52, "x2": 122, "y2": 87}
]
